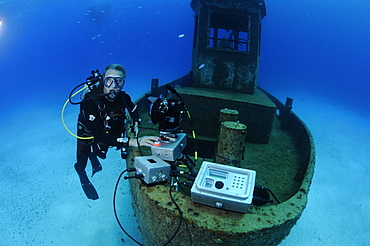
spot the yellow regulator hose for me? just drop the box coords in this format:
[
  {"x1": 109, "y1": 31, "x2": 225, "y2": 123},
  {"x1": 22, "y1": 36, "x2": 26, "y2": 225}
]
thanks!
[{"x1": 61, "y1": 85, "x2": 94, "y2": 140}]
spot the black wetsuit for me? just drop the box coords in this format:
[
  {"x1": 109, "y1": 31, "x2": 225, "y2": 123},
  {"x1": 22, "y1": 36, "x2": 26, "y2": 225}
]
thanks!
[{"x1": 74, "y1": 89, "x2": 139, "y2": 200}]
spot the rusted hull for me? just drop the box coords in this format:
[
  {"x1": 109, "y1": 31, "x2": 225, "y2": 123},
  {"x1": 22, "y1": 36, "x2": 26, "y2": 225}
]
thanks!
[{"x1": 127, "y1": 81, "x2": 315, "y2": 246}]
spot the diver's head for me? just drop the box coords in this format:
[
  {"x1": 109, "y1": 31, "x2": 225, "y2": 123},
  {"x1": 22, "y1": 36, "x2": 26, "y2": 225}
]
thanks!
[{"x1": 103, "y1": 64, "x2": 126, "y2": 101}]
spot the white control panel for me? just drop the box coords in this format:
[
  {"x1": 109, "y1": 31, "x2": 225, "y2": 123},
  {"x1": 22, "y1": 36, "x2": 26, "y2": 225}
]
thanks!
[{"x1": 191, "y1": 161, "x2": 256, "y2": 213}]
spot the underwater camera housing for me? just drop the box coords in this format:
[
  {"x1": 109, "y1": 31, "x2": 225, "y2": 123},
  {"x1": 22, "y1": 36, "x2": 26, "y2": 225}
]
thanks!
[
  {"x1": 149, "y1": 97, "x2": 186, "y2": 134},
  {"x1": 149, "y1": 85, "x2": 188, "y2": 161}
]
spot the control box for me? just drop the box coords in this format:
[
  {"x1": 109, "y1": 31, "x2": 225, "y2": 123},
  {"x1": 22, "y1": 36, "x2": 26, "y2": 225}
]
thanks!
[
  {"x1": 134, "y1": 156, "x2": 171, "y2": 184},
  {"x1": 151, "y1": 133, "x2": 187, "y2": 161},
  {"x1": 191, "y1": 161, "x2": 256, "y2": 213}
]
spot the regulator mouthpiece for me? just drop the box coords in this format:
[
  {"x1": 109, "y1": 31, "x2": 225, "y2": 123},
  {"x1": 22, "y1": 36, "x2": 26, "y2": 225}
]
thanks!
[{"x1": 106, "y1": 90, "x2": 118, "y2": 101}]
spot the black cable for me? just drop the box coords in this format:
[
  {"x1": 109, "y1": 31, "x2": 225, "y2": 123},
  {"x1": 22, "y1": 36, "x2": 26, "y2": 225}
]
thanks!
[
  {"x1": 113, "y1": 169, "x2": 143, "y2": 246},
  {"x1": 166, "y1": 84, "x2": 198, "y2": 164},
  {"x1": 68, "y1": 82, "x2": 105, "y2": 105},
  {"x1": 163, "y1": 183, "x2": 184, "y2": 246},
  {"x1": 264, "y1": 187, "x2": 281, "y2": 204},
  {"x1": 135, "y1": 130, "x2": 144, "y2": 156},
  {"x1": 138, "y1": 126, "x2": 160, "y2": 131},
  {"x1": 68, "y1": 82, "x2": 90, "y2": 105},
  {"x1": 173, "y1": 177, "x2": 192, "y2": 196},
  {"x1": 114, "y1": 170, "x2": 187, "y2": 246},
  {"x1": 185, "y1": 109, "x2": 198, "y2": 163},
  {"x1": 114, "y1": 169, "x2": 185, "y2": 246},
  {"x1": 179, "y1": 183, "x2": 192, "y2": 196}
]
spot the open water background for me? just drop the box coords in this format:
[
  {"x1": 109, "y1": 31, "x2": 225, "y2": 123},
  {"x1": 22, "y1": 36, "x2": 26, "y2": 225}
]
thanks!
[{"x1": 0, "y1": 0, "x2": 369, "y2": 245}]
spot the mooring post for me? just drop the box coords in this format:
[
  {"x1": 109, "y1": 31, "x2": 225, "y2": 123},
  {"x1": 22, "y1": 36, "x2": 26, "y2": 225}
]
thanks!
[
  {"x1": 215, "y1": 121, "x2": 247, "y2": 167},
  {"x1": 219, "y1": 108, "x2": 239, "y2": 124},
  {"x1": 280, "y1": 97, "x2": 293, "y2": 130},
  {"x1": 214, "y1": 108, "x2": 240, "y2": 162},
  {"x1": 217, "y1": 108, "x2": 239, "y2": 135},
  {"x1": 151, "y1": 78, "x2": 159, "y2": 97}
]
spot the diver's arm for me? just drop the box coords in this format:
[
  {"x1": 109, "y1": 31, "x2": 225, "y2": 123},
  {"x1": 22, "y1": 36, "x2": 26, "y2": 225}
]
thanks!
[
  {"x1": 121, "y1": 92, "x2": 140, "y2": 123},
  {"x1": 127, "y1": 136, "x2": 158, "y2": 147},
  {"x1": 121, "y1": 92, "x2": 140, "y2": 136}
]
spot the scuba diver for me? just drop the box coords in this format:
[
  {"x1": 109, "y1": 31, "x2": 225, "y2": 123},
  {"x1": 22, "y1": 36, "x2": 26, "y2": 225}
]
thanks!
[{"x1": 74, "y1": 64, "x2": 158, "y2": 200}]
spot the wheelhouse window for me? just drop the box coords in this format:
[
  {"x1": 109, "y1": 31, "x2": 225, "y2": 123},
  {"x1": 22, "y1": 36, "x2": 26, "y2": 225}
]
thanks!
[{"x1": 208, "y1": 12, "x2": 250, "y2": 53}]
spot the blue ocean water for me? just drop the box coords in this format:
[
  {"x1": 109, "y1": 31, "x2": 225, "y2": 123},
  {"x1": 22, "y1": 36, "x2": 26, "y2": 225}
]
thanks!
[
  {"x1": 1, "y1": 0, "x2": 369, "y2": 245},
  {"x1": 1, "y1": 0, "x2": 369, "y2": 115},
  {"x1": 259, "y1": 0, "x2": 370, "y2": 114},
  {"x1": 0, "y1": 0, "x2": 194, "y2": 112}
]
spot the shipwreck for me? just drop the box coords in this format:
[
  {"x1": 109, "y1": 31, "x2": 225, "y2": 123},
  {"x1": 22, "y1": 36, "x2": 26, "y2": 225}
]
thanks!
[{"x1": 119, "y1": 1, "x2": 315, "y2": 245}]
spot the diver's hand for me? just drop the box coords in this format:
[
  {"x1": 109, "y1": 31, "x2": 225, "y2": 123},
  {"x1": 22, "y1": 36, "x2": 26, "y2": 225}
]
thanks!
[
  {"x1": 134, "y1": 122, "x2": 140, "y2": 137},
  {"x1": 129, "y1": 136, "x2": 158, "y2": 147}
]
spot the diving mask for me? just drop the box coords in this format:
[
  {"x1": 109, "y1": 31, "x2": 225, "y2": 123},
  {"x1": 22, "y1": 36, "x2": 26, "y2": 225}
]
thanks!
[{"x1": 103, "y1": 76, "x2": 125, "y2": 88}]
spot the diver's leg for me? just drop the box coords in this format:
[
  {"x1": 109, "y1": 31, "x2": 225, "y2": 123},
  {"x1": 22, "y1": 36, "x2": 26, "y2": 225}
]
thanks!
[
  {"x1": 96, "y1": 143, "x2": 108, "y2": 159},
  {"x1": 89, "y1": 142, "x2": 109, "y2": 177},
  {"x1": 75, "y1": 141, "x2": 99, "y2": 200},
  {"x1": 89, "y1": 144, "x2": 102, "y2": 177}
]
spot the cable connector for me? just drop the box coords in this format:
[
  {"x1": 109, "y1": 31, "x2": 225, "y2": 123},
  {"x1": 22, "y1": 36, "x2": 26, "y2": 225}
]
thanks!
[
  {"x1": 124, "y1": 174, "x2": 144, "y2": 180},
  {"x1": 252, "y1": 184, "x2": 281, "y2": 206},
  {"x1": 177, "y1": 174, "x2": 196, "y2": 181},
  {"x1": 182, "y1": 182, "x2": 193, "y2": 188},
  {"x1": 253, "y1": 196, "x2": 273, "y2": 204}
]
